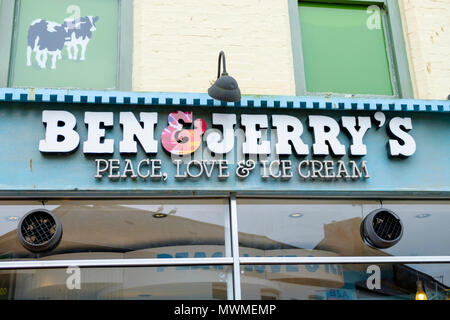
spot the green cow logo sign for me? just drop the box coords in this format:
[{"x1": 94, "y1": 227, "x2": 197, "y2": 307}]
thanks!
[
  {"x1": 11, "y1": 0, "x2": 119, "y2": 89},
  {"x1": 26, "y1": 16, "x2": 99, "y2": 69}
]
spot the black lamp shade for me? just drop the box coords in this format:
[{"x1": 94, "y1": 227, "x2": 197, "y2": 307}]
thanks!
[
  {"x1": 208, "y1": 51, "x2": 241, "y2": 102},
  {"x1": 208, "y1": 75, "x2": 241, "y2": 102}
]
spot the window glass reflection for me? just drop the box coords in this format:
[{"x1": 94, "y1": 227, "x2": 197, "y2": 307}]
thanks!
[
  {"x1": 240, "y1": 263, "x2": 449, "y2": 300},
  {"x1": 0, "y1": 265, "x2": 232, "y2": 300},
  {"x1": 237, "y1": 199, "x2": 450, "y2": 257},
  {"x1": 379, "y1": 201, "x2": 450, "y2": 257},
  {"x1": 0, "y1": 199, "x2": 230, "y2": 260}
]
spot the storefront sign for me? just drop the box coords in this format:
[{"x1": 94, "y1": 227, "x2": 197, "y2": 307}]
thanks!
[
  {"x1": 1, "y1": 99, "x2": 448, "y2": 194},
  {"x1": 37, "y1": 110, "x2": 416, "y2": 182}
]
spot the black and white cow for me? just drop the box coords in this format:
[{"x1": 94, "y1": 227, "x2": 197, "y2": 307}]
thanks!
[
  {"x1": 26, "y1": 16, "x2": 99, "y2": 69},
  {"x1": 63, "y1": 16, "x2": 99, "y2": 61},
  {"x1": 27, "y1": 19, "x2": 67, "y2": 69}
]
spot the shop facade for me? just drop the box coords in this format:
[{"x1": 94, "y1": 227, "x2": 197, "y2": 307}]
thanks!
[
  {"x1": 0, "y1": 0, "x2": 449, "y2": 300},
  {"x1": 0, "y1": 90, "x2": 448, "y2": 300}
]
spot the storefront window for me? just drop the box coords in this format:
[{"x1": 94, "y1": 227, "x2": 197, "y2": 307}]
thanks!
[
  {"x1": 0, "y1": 199, "x2": 231, "y2": 260},
  {"x1": 0, "y1": 266, "x2": 232, "y2": 300},
  {"x1": 240, "y1": 263, "x2": 449, "y2": 300},
  {"x1": 237, "y1": 199, "x2": 450, "y2": 258},
  {"x1": 0, "y1": 198, "x2": 449, "y2": 300},
  {"x1": 9, "y1": 0, "x2": 119, "y2": 89}
]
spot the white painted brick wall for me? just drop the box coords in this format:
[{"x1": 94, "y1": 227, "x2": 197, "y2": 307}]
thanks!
[
  {"x1": 399, "y1": 0, "x2": 450, "y2": 100},
  {"x1": 132, "y1": 0, "x2": 296, "y2": 96},
  {"x1": 132, "y1": 0, "x2": 449, "y2": 100}
]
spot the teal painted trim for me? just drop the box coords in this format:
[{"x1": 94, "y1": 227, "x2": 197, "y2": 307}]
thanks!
[
  {"x1": 0, "y1": 0, "x2": 15, "y2": 87},
  {"x1": 0, "y1": 101, "x2": 448, "y2": 193},
  {"x1": 0, "y1": 88, "x2": 448, "y2": 112},
  {"x1": 0, "y1": 190, "x2": 231, "y2": 199},
  {"x1": 118, "y1": 0, "x2": 133, "y2": 91},
  {"x1": 0, "y1": 190, "x2": 448, "y2": 200}
]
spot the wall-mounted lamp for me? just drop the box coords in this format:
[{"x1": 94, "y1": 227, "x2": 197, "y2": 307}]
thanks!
[{"x1": 208, "y1": 51, "x2": 241, "y2": 102}]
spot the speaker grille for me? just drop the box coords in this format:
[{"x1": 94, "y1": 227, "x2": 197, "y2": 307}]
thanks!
[
  {"x1": 361, "y1": 208, "x2": 403, "y2": 249},
  {"x1": 372, "y1": 211, "x2": 402, "y2": 241},
  {"x1": 20, "y1": 211, "x2": 57, "y2": 246}
]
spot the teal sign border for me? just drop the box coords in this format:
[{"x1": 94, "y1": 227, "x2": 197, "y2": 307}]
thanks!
[{"x1": 0, "y1": 89, "x2": 449, "y2": 197}]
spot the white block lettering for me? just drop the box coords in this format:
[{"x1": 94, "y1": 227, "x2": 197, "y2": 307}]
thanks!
[{"x1": 39, "y1": 110, "x2": 80, "y2": 153}]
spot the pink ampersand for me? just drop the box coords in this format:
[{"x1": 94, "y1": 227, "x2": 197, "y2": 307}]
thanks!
[{"x1": 161, "y1": 111, "x2": 207, "y2": 155}]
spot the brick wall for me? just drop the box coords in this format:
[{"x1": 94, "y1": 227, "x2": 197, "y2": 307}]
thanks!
[
  {"x1": 132, "y1": 0, "x2": 449, "y2": 100},
  {"x1": 399, "y1": 0, "x2": 450, "y2": 100},
  {"x1": 132, "y1": 0, "x2": 296, "y2": 96}
]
